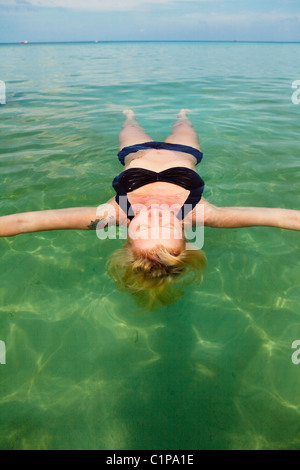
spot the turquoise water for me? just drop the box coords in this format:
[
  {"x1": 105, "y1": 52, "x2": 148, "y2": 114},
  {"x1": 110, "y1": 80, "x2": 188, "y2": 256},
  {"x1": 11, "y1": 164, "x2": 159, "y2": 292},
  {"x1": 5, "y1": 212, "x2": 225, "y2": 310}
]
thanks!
[{"x1": 0, "y1": 41, "x2": 300, "y2": 450}]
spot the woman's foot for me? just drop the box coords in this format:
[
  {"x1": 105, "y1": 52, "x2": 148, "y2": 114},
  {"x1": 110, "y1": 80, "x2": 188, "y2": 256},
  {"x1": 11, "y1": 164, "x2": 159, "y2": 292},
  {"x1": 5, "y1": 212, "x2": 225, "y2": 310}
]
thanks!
[
  {"x1": 171, "y1": 109, "x2": 194, "y2": 132},
  {"x1": 123, "y1": 109, "x2": 135, "y2": 119},
  {"x1": 122, "y1": 109, "x2": 139, "y2": 129},
  {"x1": 177, "y1": 109, "x2": 191, "y2": 119}
]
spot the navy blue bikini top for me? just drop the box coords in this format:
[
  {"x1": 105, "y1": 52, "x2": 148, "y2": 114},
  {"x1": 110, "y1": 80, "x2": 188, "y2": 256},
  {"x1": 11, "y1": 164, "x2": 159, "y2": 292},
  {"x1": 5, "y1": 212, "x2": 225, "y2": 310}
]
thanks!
[{"x1": 112, "y1": 166, "x2": 205, "y2": 221}]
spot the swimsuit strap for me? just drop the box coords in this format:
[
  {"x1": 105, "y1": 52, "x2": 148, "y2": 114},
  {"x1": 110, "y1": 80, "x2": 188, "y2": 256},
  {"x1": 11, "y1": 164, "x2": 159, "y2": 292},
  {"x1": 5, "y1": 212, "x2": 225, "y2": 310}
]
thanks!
[
  {"x1": 176, "y1": 186, "x2": 204, "y2": 221},
  {"x1": 115, "y1": 193, "x2": 136, "y2": 221}
]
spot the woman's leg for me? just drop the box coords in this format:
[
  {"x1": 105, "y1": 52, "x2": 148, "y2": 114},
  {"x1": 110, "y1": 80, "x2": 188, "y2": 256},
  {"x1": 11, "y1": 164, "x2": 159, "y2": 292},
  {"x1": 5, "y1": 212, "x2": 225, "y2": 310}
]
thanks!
[
  {"x1": 119, "y1": 110, "x2": 153, "y2": 150},
  {"x1": 164, "y1": 109, "x2": 201, "y2": 151}
]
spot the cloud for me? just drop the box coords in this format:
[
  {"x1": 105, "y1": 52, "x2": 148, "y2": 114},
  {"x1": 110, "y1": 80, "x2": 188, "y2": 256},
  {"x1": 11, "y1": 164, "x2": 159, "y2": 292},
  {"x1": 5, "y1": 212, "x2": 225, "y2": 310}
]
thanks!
[
  {"x1": 183, "y1": 11, "x2": 300, "y2": 26},
  {"x1": 0, "y1": 0, "x2": 222, "y2": 10},
  {"x1": 0, "y1": 0, "x2": 176, "y2": 11}
]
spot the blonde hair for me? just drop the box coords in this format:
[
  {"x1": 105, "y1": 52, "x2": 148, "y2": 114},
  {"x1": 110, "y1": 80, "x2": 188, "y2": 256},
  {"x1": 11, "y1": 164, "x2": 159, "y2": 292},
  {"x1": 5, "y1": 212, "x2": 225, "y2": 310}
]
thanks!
[{"x1": 106, "y1": 237, "x2": 207, "y2": 310}]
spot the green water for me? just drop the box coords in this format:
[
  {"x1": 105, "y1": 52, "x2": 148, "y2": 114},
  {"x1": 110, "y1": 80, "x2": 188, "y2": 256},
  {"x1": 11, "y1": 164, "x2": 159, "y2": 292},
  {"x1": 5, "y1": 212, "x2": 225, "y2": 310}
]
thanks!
[{"x1": 0, "y1": 42, "x2": 300, "y2": 450}]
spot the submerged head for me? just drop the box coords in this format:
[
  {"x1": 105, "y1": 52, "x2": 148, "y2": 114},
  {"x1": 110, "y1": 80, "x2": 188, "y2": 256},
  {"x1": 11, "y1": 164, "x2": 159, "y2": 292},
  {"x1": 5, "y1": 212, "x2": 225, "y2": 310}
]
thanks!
[
  {"x1": 107, "y1": 205, "x2": 206, "y2": 309},
  {"x1": 128, "y1": 205, "x2": 184, "y2": 254}
]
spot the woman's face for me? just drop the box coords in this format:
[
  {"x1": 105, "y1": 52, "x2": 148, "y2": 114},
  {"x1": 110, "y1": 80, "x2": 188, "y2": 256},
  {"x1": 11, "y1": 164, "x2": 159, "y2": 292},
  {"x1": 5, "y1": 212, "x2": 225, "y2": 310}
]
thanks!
[{"x1": 128, "y1": 205, "x2": 184, "y2": 253}]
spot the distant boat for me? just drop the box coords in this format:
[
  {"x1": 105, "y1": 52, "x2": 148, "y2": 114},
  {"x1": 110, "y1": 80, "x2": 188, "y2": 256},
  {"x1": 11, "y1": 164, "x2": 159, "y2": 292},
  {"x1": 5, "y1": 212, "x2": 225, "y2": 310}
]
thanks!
[{"x1": 21, "y1": 41, "x2": 28, "y2": 44}]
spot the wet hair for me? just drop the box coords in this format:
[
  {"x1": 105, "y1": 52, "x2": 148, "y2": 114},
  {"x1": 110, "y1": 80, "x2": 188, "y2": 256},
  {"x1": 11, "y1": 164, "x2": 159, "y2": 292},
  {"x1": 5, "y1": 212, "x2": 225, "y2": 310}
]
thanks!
[{"x1": 106, "y1": 237, "x2": 207, "y2": 310}]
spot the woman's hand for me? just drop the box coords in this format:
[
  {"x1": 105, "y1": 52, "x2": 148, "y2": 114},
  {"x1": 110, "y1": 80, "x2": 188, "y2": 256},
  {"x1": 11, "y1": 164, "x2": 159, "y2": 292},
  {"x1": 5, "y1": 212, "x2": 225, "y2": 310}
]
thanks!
[
  {"x1": 0, "y1": 198, "x2": 120, "y2": 237},
  {"x1": 202, "y1": 203, "x2": 300, "y2": 231}
]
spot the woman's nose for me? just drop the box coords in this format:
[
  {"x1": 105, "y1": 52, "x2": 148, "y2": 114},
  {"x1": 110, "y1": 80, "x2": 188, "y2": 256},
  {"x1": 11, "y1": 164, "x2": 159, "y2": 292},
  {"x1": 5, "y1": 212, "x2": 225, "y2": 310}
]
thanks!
[{"x1": 149, "y1": 210, "x2": 161, "y2": 224}]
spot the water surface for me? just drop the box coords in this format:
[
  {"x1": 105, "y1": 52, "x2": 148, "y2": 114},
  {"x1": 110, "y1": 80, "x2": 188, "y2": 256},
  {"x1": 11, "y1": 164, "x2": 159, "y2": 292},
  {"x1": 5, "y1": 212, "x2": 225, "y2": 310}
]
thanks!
[{"x1": 0, "y1": 42, "x2": 300, "y2": 450}]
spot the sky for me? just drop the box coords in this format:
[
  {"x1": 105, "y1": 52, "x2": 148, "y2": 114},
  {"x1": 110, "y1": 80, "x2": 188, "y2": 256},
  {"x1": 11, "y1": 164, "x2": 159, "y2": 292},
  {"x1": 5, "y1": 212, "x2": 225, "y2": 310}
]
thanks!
[{"x1": 0, "y1": 0, "x2": 300, "y2": 43}]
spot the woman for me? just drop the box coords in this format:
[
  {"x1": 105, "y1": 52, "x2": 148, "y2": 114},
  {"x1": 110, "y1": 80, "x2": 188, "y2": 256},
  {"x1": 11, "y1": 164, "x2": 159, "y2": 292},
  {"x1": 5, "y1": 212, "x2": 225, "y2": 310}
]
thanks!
[{"x1": 1, "y1": 110, "x2": 299, "y2": 307}]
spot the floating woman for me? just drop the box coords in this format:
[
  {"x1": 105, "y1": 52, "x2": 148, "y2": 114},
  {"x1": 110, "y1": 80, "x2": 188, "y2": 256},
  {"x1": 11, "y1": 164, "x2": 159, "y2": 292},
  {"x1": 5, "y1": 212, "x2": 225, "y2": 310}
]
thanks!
[{"x1": 1, "y1": 110, "x2": 299, "y2": 308}]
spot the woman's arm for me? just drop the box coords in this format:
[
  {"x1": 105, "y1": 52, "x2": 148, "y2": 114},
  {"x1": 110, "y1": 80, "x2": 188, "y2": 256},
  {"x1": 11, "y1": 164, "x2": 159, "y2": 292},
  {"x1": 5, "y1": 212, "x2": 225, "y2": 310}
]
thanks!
[
  {"x1": 0, "y1": 199, "x2": 118, "y2": 237},
  {"x1": 203, "y1": 203, "x2": 300, "y2": 231}
]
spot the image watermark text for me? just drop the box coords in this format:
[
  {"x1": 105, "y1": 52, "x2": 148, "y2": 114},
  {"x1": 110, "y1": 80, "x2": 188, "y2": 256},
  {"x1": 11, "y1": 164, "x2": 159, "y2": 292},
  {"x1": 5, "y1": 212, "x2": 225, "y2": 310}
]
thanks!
[
  {"x1": 95, "y1": 201, "x2": 205, "y2": 250},
  {"x1": 291, "y1": 80, "x2": 300, "y2": 105},
  {"x1": 291, "y1": 340, "x2": 300, "y2": 365},
  {"x1": 0, "y1": 81, "x2": 6, "y2": 105},
  {"x1": 0, "y1": 340, "x2": 6, "y2": 365}
]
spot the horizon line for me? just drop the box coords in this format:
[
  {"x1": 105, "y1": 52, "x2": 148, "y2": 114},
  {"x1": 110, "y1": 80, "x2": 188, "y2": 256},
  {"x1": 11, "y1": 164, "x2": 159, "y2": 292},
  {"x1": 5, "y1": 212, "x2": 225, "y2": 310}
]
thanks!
[{"x1": 1, "y1": 39, "x2": 300, "y2": 45}]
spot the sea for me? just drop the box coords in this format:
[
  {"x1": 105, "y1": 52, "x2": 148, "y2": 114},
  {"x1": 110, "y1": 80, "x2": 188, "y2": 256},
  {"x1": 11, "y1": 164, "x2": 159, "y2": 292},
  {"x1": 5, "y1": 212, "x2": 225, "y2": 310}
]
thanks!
[{"x1": 0, "y1": 41, "x2": 300, "y2": 450}]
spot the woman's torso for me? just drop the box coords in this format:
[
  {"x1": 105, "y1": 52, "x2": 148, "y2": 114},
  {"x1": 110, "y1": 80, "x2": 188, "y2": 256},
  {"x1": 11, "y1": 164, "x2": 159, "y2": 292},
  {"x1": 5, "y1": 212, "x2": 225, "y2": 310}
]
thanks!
[{"x1": 122, "y1": 148, "x2": 198, "y2": 207}]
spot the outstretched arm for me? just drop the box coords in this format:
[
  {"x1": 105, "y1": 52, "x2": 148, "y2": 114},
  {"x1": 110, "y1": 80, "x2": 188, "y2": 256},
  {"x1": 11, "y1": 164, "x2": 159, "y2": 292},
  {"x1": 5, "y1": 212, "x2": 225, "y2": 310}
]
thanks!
[
  {"x1": 0, "y1": 199, "x2": 119, "y2": 237},
  {"x1": 203, "y1": 201, "x2": 300, "y2": 231}
]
